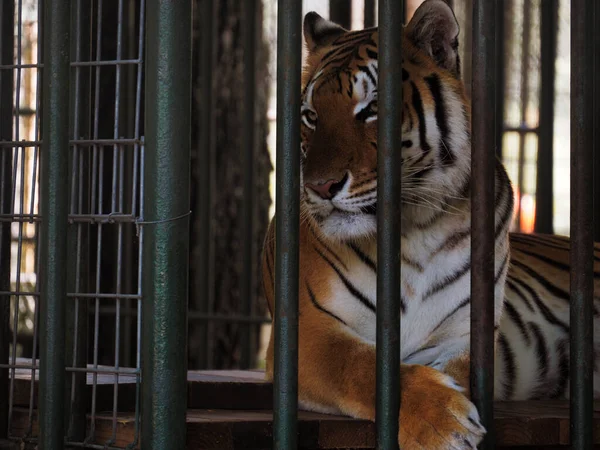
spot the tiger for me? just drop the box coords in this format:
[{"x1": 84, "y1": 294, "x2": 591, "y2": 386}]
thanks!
[{"x1": 261, "y1": 0, "x2": 600, "y2": 448}]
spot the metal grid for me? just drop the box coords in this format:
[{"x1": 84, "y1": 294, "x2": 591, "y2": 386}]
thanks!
[
  {"x1": 0, "y1": 0, "x2": 148, "y2": 447},
  {"x1": 1, "y1": 0, "x2": 43, "y2": 443}
]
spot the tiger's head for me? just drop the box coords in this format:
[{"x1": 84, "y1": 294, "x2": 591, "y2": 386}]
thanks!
[{"x1": 300, "y1": 0, "x2": 471, "y2": 241}]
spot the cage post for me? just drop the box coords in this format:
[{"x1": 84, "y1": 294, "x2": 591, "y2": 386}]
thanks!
[
  {"x1": 38, "y1": 0, "x2": 71, "y2": 447},
  {"x1": 273, "y1": 0, "x2": 302, "y2": 447},
  {"x1": 570, "y1": 0, "x2": 595, "y2": 448},
  {"x1": 0, "y1": 0, "x2": 14, "y2": 439},
  {"x1": 470, "y1": 0, "x2": 497, "y2": 448},
  {"x1": 376, "y1": 1, "x2": 403, "y2": 448},
  {"x1": 241, "y1": 0, "x2": 258, "y2": 370},
  {"x1": 142, "y1": 0, "x2": 192, "y2": 448},
  {"x1": 535, "y1": 0, "x2": 558, "y2": 234}
]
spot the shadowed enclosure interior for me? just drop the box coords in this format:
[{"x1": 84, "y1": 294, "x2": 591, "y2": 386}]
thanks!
[{"x1": 0, "y1": 0, "x2": 598, "y2": 449}]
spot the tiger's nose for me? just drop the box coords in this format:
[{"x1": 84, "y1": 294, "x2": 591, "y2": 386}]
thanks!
[{"x1": 305, "y1": 176, "x2": 346, "y2": 200}]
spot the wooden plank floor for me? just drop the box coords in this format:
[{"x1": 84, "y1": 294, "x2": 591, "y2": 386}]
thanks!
[{"x1": 6, "y1": 359, "x2": 600, "y2": 449}]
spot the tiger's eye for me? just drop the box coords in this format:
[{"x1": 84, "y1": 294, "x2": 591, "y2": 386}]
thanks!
[{"x1": 302, "y1": 109, "x2": 318, "y2": 127}]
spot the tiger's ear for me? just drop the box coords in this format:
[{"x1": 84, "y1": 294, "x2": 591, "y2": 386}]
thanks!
[
  {"x1": 304, "y1": 12, "x2": 348, "y2": 53},
  {"x1": 406, "y1": 0, "x2": 460, "y2": 76}
]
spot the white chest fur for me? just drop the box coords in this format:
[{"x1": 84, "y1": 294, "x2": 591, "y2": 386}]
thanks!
[{"x1": 319, "y1": 215, "x2": 505, "y2": 370}]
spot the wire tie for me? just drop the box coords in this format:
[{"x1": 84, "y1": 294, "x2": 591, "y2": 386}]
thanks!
[{"x1": 135, "y1": 210, "x2": 191, "y2": 236}]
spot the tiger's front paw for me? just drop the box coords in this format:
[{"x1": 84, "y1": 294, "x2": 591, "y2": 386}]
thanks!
[{"x1": 399, "y1": 365, "x2": 485, "y2": 450}]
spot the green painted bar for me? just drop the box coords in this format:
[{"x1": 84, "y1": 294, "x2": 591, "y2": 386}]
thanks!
[
  {"x1": 570, "y1": 0, "x2": 595, "y2": 448},
  {"x1": 39, "y1": 0, "x2": 71, "y2": 448},
  {"x1": 273, "y1": 0, "x2": 302, "y2": 448},
  {"x1": 470, "y1": 1, "x2": 498, "y2": 449},
  {"x1": 142, "y1": 0, "x2": 192, "y2": 448},
  {"x1": 376, "y1": 1, "x2": 402, "y2": 449}
]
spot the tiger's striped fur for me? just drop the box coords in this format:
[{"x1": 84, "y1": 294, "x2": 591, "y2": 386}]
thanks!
[{"x1": 261, "y1": 1, "x2": 599, "y2": 448}]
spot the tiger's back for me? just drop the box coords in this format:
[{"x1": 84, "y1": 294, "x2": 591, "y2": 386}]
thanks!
[{"x1": 499, "y1": 233, "x2": 600, "y2": 400}]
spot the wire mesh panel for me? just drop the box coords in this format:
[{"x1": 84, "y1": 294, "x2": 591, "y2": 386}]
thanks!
[
  {"x1": 1, "y1": 1, "x2": 148, "y2": 448},
  {"x1": 0, "y1": 0, "x2": 44, "y2": 445}
]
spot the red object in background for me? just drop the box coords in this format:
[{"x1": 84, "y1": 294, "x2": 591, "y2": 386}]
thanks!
[{"x1": 513, "y1": 187, "x2": 536, "y2": 233}]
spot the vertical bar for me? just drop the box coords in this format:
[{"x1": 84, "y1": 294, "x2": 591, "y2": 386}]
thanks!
[
  {"x1": 88, "y1": 1, "x2": 104, "y2": 441},
  {"x1": 29, "y1": 0, "x2": 43, "y2": 438},
  {"x1": 364, "y1": 0, "x2": 375, "y2": 28},
  {"x1": 273, "y1": 0, "x2": 302, "y2": 448},
  {"x1": 130, "y1": 1, "x2": 145, "y2": 445},
  {"x1": 241, "y1": 0, "x2": 257, "y2": 370},
  {"x1": 0, "y1": 0, "x2": 14, "y2": 439},
  {"x1": 65, "y1": 0, "x2": 91, "y2": 441},
  {"x1": 142, "y1": 0, "x2": 192, "y2": 448},
  {"x1": 110, "y1": 2, "x2": 125, "y2": 443},
  {"x1": 377, "y1": 0, "x2": 402, "y2": 448},
  {"x1": 330, "y1": 0, "x2": 352, "y2": 29},
  {"x1": 121, "y1": 0, "x2": 135, "y2": 368},
  {"x1": 10, "y1": 1, "x2": 25, "y2": 434},
  {"x1": 470, "y1": 0, "x2": 496, "y2": 448},
  {"x1": 593, "y1": 0, "x2": 600, "y2": 242},
  {"x1": 39, "y1": 0, "x2": 71, "y2": 447},
  {"x1": 570, "y1": 0, "x2": 595, "y2": 448},
  {"x1": 535, "y1": 0, "x2": 558, "y2": 234},
  {"x1": 494, "y1": 0, "x2": 505, "y2": 160}
]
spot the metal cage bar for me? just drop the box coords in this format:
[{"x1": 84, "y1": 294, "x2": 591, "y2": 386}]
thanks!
[
  {"x1": 38, "y1": 0, "x2": 71, "y2": 448},
  {"x1": 569, "y1": 0, "x2": 595, "y2": 448},
  {"x1": 273, "y1": 0, "x2": 302, "y2": 447},
  {"x1": 376, "y1": 0, "x2": 403, "y2": 448},
  {"x1": 594, "y1": 0, "x2": 600, "y2": 243},
  {"x1": 65, "y1": 0, "x2": 92, "y2": 442},
  {"x1": 535, "y1": 0, "x2": 558, "y2": 235},
  {"x1": 141, "y1": 0, "x2": 192, "y2": 448},
  {"x1": 0, "y1": 0, "x2": 15, "y2": 440},
  {"x1": 470, "y1": 1, "x2": 497, "y2": 448},
  {"x1": 364, "y1": 0, "x2": 375, "y2": 28},
  {"x1": 330, "y1": 0, "x2": 352, "y2": 29}
]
